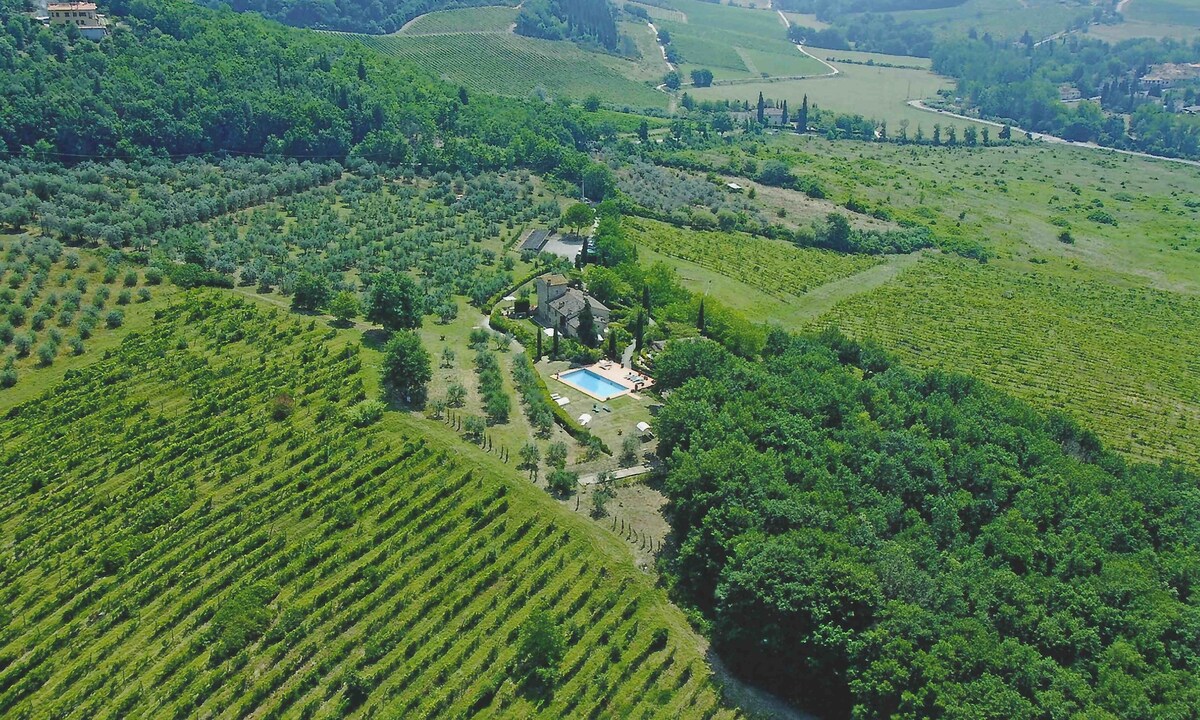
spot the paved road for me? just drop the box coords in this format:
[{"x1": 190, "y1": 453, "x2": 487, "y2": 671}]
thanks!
[{"x1": 906, "y1": 100, "x2": 1200, "y2": 169}]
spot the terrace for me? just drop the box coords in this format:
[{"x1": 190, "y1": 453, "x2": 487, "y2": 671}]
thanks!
[{"x1": 552, "y1": 360, "x2": 654, "y2": 402}]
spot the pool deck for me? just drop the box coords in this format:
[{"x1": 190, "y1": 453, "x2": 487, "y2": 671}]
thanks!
[{"x1": 553, "y1": 361, "x2": 655, "y2": 401}]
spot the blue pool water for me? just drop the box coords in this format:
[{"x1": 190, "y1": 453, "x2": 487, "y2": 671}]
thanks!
[{"x1": 558, "y1": 368, "x2": 628, "y2": 399}]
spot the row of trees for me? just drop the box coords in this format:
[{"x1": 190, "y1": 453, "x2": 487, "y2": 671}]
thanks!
[{"x1": 653, "y1": 330, "x2": 1200, "y2": 717}]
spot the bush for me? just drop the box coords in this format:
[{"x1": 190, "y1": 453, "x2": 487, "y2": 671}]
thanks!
[
  {"x1": 106, "y1": 310, "x2": 124, "y2": 329},
  {"x1": 271, "y1": 393, "x2": 295, "y2": 420},
  {"x1": 347, "y1": 400, "x2": 385, "y2": 427}
]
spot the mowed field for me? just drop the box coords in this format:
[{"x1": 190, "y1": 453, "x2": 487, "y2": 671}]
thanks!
[
  {"x1": 627, "y1": 137, "x2": 1200, "y2": 468},
  {"x1": 0, "y1": 290, "x2": 742, "y2": 719},
  {"x1": 689, "y1": 49, "x2": 981, "y2": 129}
]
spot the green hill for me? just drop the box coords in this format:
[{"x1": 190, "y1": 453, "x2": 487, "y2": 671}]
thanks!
[{"x1": 0, "y1": 291, "x2": 740, "y2": 719}]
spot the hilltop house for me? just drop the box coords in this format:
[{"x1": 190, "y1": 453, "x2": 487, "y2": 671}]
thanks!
[
  {"x1": 535, "y1": 274, "x2": 609, "y2": 342},
  {"x1": 47, "y1": 2, "x2": 108, "y2": 39}
]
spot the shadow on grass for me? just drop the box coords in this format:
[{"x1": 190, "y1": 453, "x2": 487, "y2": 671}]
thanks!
[{"x1": 362, "y1": 328, "x2": 390, "y2": 350}]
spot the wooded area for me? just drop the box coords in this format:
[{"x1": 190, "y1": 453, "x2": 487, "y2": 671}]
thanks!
[{"x1": 654, "y1": 332, "x2": 1200, "y2": 718}]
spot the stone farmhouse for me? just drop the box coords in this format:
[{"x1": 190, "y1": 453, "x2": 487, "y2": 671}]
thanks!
[
  {"x1": 46, "y1": 2, "x2": 109, "y2": 39},
  {"x1": 534, "y1": 274, "x2": 609, "y2": 342}
]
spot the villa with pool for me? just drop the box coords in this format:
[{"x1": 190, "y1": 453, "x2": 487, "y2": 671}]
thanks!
[{"x1": 553, "y1": 361, "x2": 654, "y2": 401}]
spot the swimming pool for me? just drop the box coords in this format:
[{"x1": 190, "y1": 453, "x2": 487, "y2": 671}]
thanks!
[{"x1": 557, "y1": 368, "x2": 630, "y2": 400}]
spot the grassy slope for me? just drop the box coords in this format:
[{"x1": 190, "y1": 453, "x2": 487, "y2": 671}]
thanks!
[
  {"x1": 0, "y1": 288, "x2": 742, "y2": 719},
  {"x1": 352, "y1": 32, "x2": 669, "y2": 109},
  {"x1": 626, "y1": 137, "x2": 1200, "y2": 468}
]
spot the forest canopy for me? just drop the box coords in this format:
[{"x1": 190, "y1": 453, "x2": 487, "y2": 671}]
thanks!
[
  {"x1": 194, "y1": 0, "x2": 496, "y2": 34},
  {"x1": 0, "y1": 0, "x2": 599, "y2": 175},
  {"x1": 655, "y1": 331, "x2": 1200, "y2": 718},
  {"x1": 515, "y1": 0, "x2": 620, "y2": 51}
]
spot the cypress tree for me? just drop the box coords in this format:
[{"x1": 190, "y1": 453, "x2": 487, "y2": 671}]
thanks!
[
  {"x1": 536, "y1": 329, "x2": 543, "y2": 360},
  {"x1": 641, "y1": 285, "x2": 651, "y2": 312},
  {"x1": 782, "y1": 100, "x2": 789, "y2": 125},
  {"x1": 552, "y1": 326, "x2": 560, "y2": 356},
  {"x1": 756, "y1": 92, "x2": 765, "y2": 124},
  {"x1": 634, "y1": 310, "x2": 645, "y2": 351},
  {"x1": 608, "y1": 330, "x2": 617, "y2": 360},
  {"x1": 697, "y1": 297, "x2": 706, "y2": 334},
  {"x1": 798, "y1": 95, "x2": 808, "y2": 133}
]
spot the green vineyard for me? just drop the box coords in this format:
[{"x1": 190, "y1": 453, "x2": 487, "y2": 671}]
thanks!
[
  {"x1": 624, "y1": 216, "x2": 880, "y2": 300},
  {"x1": 398, "y1": 6, "x2": 520, "y2": 35},
  {"x1": 817, "y1": 256, "x2": 1200, "y2": 468},
  {"x1": 351, "y1": 33, "x2": 668, "y2": 109},
  {"x1": 0, "y1": 293, "x2": 739, "y2": 719}
]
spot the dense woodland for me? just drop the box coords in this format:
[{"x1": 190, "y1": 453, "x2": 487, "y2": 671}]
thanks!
[
  {"x1": 194, "y1": 0, "x2": 495, "y2": 33},
  {"x1": 0, "y1": 0, "x2": 600, "y2": 177},
  {"x1": 654, "y1": 333, "x2": 1200, "y2": 719},
  {"x1": 515, "y1": 0, "x2": 620, "y2": 51}
]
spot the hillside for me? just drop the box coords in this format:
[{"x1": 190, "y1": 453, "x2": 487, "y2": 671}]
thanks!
[
  {"x1": 0, "y1": 291, "x2": 741, "y2": 718},
  {"x1": 194, "y1": 0, "x2": 502, "y2": 34}
]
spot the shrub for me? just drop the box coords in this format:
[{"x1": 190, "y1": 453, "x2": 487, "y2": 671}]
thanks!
[
  {"x1": 347, "y1": 400, "x2": 385, "y2": 427},
  {"x1": 106, "y1": 310, "x2": 124, "y2": 329},
  {"x1": 271, "y1": 393, "x2": 295, "y2": 420}
]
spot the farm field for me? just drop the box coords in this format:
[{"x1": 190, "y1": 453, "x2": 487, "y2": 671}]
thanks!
[
  {"x1": 1087, "y1": 18, "x2": 1200, "y2": 40},
  {"x1": 632, "y1": 136, "x2": 1200, "y2": 467},
  {"x1": 351, "y1": 32, "x2": 669, "y2": 109},
  {"x1": 397, "y1": 5, "x2": 519, "y2": 34},
  {"x1": 623, "y1": 216, "x2": 881, "y2": 299},
  {"x1": 688, "y1": 50, "x2": 978, "y2": 130},
  {"x1": 654, "y1": 0, "x2": 827, "y2": 81},
  {"x1": 816, "y1": 254, "x2": 1200, "y2": 467},
  {"x1": 870, "y1": 0, "x2": 1096, "y2": 40},
  {"x1": 0, "y1": 290, "x2": 743, "y2": 719},
  {"x1": 0, "y1": 235, "x2": 173, "y2": 403},
  {"x1": 757, "y1": 135, "x2": 1200, "y2": 291},
  {"x1": 1121, "y1": 0, "x2": 1200, "y2": 29}
]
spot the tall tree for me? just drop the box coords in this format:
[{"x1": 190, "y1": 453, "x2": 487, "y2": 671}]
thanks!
[
  {"x1": 756, "y1": 92, "x2": 765, "y2": 124},
  {"x1": 798, "y1": 95, "x2": 808, "y2": 133},
  {"x1": 381, "y1": 330, "x2": 431, "y2": 405},
  {"x1": 367, "y1": 271, "x2": 423, "y2": 331},
  {"x1": 697, "y1": 297, "x2": 706, "y2": 334},
  {"x1": 577, "y1": 301, "x2": 596, "y2": 347}
]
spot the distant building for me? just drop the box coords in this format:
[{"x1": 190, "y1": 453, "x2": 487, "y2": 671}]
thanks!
[
  {"x1": 534, "y1": 273, "x2": 609, "y2": 342},
  {"x1": 1182, "y1": 105, "x2": 1200, "y2": 115},
  {"x1": 1140, "y1": 63, "x2": 1200, "y2": 90},
  {"x1": 47, "y1": 2, "x2": 108, "y2": 39},
  {"x1": 1058, "y1": 84, "x2": 1082, "y2": 101}
]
